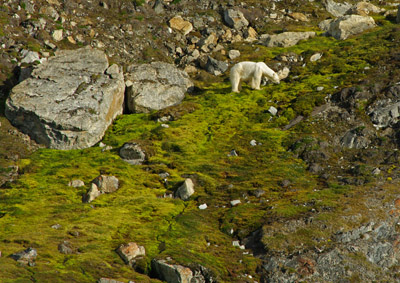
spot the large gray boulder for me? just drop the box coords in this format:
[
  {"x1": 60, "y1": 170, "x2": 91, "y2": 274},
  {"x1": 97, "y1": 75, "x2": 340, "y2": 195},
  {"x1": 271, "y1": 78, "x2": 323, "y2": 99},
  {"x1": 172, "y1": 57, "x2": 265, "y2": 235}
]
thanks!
[
  {"x1": 5, "y1": 47, "x2": 125, "y2": 150},
  {"x1": 259, "y1": 31, "x2": 316, "y2": 48},
  {"x1": 323, "y1": 15, "x2": 376, "y2": 40},
  {"x1": 152, "y1": 259, "x2": 193, "y2": 283},
  {"x1": 125, "y1": 62, "x2": 193, "y2": 113}
]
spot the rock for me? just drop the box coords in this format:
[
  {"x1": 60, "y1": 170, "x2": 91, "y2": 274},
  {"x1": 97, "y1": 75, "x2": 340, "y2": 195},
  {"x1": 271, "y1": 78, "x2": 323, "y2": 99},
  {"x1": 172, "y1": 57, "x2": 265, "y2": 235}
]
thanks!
[
  {"x1": 288, "y1": 12, "x2": 309, "y2": 22},
  {"x1": 228, "y1": 49, "x2": 240, "y2": 60},
  {"x1": 205, "y1": 56, "x2": 228, "y2": 76},
  {"x1": 83, "y1": 183, "x2": 101, "y2": 203},
  {"x1": 223, "y1": 9, "x2": 249, "y2": 30},
  {"x1": 11, "y1": 247, "x2": 37, "y2": 266},
  {"x1": 116, "y1": 242, "x2": 145, "y2": 265},
  {"x1": 198, "y1": 203, "x2": 207, "y2": 210},
  {"x1": 318, "y1": 19, "x2": 333, "y2": 32},
  {"x1": 268, "y1": 106, "x2": 278, "y2": 116},
  {"x1": 169, "y1": 16, "x2": 193, "y2": 36},
  {"x1": 175, "y1": 178, "x2": 195, "y2": 201},
  {"x1": 260, "y1": 31, "x2": 316, "y2": 48},
  {"x1": 340, "y1": 128, "x2": 371, "y2": 149},
  {"x1": 153, "y1": 0, "x2": 164, "y2": 14},
  {"x1": 346, "y1": 2, "x2": 383, "y2": 16},
  {"x1": 228, "y1": 149, "x2": 238, "y2": 157},
  {"x1": 51, "y1": 223, "x2": 62, "y2": 229},
  {"x1": 52, "y1": 29, "x2": 63, "y2": 41},
  {"x1": 39, "y1": 6, "x2": 59, "y2": 20},
  {"x1": 251, "y1": 188, "x2": 265, "y2": 198},
  {"x1": 125, "y1": 62, "x2": 193, "y2": 113},
  {"x1": 250, "y1": 139, "x2": 257, "y2": 146},
  {"x1": 310, "y1": 53, "x2": 323, "y2": 62},
  {"x1": 20, "y1": 50, "x2": 40, "y2": 64},
  {"x1": 230, "y1": 199, "x2": 241, "y2": 206},
  {"x1": 92, "y1": 175, "x2": 119, "y2": 193},
  {"x1": 58, "y1": 241, "x2": 73, "y2": 254},
  {"x1": 83, "y1": 175, "x2": 119, "y2": 202},
  {"x1": 244, "y1": 26, "x2": 258, "y2": 42},
  {"x1": 372, "y1": 168, "x2": 381, "y2": 175},
  {"x1": 68, "y1": 179, "x2": 85, "y2": 188},
  {"x1": 369, "y1": 99, "x2": 400, "y2": 128},
  {"x1": 323, "y1": 0, "x2": 352, "y2": 17},
  {"x1": 152, "y1": 259, "x2": 193, "y2": 283},
  {"x1": 325, "y1": 15, "x2": 376, "y2": 40},
  {"x1": 5, "y1": 47, "x2": 125, "y2": 150},
  {"x1": 119, "y1": 142, "x2": 146, "y2": 165}
]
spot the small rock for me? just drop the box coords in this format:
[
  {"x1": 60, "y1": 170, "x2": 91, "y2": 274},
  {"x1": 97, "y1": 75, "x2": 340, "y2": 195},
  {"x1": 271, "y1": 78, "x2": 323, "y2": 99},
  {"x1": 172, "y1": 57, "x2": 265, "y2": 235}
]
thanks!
[
  {"x1": 175, "y1": 178, "x2": 195, "y2": 201},
  {"x1": 232, "y1": 240, "x2": 246, "y2": 249},
  {"x1": 82, "y1": 175, "x2": 119, "y2": 203},
  {"x1": 310, "y1": 53, "x2": 323, "y2": 62},
  {"x1": 224, "y1": 9, "x2": 249, "y2": 30},
  {"x1": 11, "y1": 247, "x2": 37, "y2": 266},
  {"x1": 231, "y1": 199, "x2": 241, "y2": 206},
  {"x1": 268, "y1": 106, "x2": 278, "y2": 116},
  {"x1": 372, "y1": 168, "x2": 381, "y2": 175},
  {"x1": 116, "y1": 242, "x2": 146, "y2": 265},
  {"x1": 58, "y1": 241, "x2": 73, "y2": 254},
  {"x1": 199, "y1": 203, "x2": 207, "y2": 210},
  {"x1": 119, "y1": 142, "x2": 146, "y2": 165},
  {"x1": 228, "y1": 149, "x2": 238, "y2": 157},
  {"x1": 228, "y1": 49, "x2": 241, "y2": 60},
  {"x1": 169, "y1": 16, "x2": 193, "y2": 36},
  {"x1": 21, "y1": 50, "x2": 40, "y2": 64},
  {"x1": 288, "y1": 12, "x2": 309, "y2": 22},
  {"x1": 250, "y1": 140, "x2": 257, "y2": 146},
  {"x1": 52, "y1": 29, "x2": 63, "y2": 42},
  {"x1": 251, "y1": 189, "x2": 265, "y2": 198},
  {"x1": 205, "y1": 56, "x2": 228, "y2": 76},
  {"x1": 68, "y1": 179, "x2": 85, "y2": 188},
  {"x1": 317, "y1": 86, "x2": 324, "y2": 91},
  {"x1": 51, "y1": 223, "x2": 62, "y2": 229}
]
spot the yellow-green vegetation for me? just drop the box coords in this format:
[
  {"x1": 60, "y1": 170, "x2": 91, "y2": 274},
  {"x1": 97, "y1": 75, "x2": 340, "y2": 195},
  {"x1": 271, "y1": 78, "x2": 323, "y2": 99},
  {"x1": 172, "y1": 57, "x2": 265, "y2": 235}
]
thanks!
[{"x1": 0, "y1": 18, "x2": 399, "y2": 282}]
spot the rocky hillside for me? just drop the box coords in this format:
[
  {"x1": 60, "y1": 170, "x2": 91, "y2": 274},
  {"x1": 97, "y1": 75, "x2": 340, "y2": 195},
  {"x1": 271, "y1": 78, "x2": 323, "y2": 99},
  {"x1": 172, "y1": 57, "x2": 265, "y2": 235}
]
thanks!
[{"x1": 2, "y1": 0, "x2": 400, "y2": 282}]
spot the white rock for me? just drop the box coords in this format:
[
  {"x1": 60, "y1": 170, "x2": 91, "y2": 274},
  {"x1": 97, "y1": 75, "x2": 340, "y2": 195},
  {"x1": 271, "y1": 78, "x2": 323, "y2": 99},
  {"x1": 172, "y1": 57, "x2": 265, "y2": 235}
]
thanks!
[
  {"x1": 21, "y1": 51, "x2": 40, "y2": 64},
  {"x1": 310, "y1": 53, "x2": 323, "y2": 62},
  {"x1": 198, "y1": 203, "x2": 207, "y2": 210},
  {"x1": 228, "y1": 49, "x2": 241, "y2": 60},
  {"x1": 231, "y1": 199, "x2": 241, "y2": 206},
  {"x1": 250, "y1": 140, "x2": 257, "y2": 146},
  {"x1": 268, "y1": 106, "x2": 278, "y2": 116},
  {"x1": 52, "y1": 29, "x2": 63, "y2": 42}
]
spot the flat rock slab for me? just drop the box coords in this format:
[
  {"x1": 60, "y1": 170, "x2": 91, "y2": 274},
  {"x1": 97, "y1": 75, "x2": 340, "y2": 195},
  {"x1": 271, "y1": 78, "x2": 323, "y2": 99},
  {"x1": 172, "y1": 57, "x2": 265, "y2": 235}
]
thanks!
[{"x1": 5, "y1": 47, "x2": 125, "y2": 150}]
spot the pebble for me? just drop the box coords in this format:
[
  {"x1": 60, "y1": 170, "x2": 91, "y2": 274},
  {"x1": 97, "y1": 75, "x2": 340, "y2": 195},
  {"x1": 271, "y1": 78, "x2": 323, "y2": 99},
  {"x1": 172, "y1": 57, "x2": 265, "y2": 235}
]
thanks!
[
  {"x1": 230, "y1": 199, "x2": 241, "y2": 206},
  {"x1": 198, "y1": 203, "x2": 207, "y2": 210}
]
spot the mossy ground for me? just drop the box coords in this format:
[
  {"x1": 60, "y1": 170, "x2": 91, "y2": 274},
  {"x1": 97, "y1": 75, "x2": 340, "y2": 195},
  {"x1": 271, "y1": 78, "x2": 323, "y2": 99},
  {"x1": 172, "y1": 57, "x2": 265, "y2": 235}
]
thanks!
[{"x1": 0, "y1": 17, "x2": 399, "y2": 282}]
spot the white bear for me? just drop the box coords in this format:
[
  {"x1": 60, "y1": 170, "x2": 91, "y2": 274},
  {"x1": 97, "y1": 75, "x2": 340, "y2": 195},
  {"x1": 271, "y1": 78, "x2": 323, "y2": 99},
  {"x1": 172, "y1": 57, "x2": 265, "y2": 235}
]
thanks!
[{"x1": 230, "y1": 61, "x2": 280, "y2": 93}]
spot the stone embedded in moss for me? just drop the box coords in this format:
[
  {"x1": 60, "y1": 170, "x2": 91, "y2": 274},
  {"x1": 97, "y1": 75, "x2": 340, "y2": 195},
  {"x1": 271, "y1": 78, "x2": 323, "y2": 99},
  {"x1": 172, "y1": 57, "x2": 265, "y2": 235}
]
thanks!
[
  {"x1": 116, "y1": 242, "x2": 146, "y2": 266},
  {"x1": 82, "y1": 175, "x2": 119, "y2": 203},
  {"x1": 175, "y1": 178, "x2": 195, "y2": 201}
]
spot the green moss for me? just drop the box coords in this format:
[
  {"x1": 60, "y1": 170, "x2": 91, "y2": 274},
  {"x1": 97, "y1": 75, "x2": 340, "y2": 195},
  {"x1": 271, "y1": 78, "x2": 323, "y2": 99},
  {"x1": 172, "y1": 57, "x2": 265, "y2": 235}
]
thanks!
[{"x1": 1, "y1": 18, "x2": 399, "y2": 282}]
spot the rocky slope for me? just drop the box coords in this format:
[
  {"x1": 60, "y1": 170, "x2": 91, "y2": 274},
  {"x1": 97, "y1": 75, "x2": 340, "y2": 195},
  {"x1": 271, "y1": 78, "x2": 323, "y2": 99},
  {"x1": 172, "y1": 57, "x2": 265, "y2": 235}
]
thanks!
[{"x1": 2, "y1": 0, "x2": 400, "y2": 282}]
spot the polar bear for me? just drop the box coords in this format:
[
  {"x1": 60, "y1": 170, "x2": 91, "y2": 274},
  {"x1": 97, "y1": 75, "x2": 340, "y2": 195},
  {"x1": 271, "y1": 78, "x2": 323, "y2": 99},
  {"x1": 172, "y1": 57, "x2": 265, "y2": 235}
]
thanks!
[{"x1": 230, "y1": 61, "x2": 280, "y2": 93}]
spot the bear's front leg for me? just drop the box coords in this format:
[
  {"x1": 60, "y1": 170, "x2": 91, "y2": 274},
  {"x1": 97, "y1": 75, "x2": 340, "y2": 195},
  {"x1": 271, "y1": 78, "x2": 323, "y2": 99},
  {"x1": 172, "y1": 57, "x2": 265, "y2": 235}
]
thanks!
[{"x1": 252, "y1": 69, "x2": 262, "y2": 90}]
